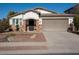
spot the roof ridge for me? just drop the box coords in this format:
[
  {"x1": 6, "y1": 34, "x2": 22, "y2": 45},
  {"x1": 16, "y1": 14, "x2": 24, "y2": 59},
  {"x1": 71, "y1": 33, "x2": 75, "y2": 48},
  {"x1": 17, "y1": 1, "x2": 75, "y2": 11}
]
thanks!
[
  {"x1": 34, "y1": 7, "x2": 57, "y2": 14},
  {"x1": 9, "y1": 7, "x2": 58, "y2": 18}
]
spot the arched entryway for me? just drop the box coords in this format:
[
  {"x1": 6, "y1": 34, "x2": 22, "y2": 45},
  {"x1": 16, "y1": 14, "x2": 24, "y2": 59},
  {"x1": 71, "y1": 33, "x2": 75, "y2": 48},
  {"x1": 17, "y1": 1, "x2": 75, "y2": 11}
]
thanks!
[
  {"x1": 26, "y1": 19, "x2": 36, "y2": 31},
  {"x1": 28, "y1": 19, "x2": 36, "y2": 31},
  {"x1": 20, "y1": 18, "x2": 42, "y2": 32}
]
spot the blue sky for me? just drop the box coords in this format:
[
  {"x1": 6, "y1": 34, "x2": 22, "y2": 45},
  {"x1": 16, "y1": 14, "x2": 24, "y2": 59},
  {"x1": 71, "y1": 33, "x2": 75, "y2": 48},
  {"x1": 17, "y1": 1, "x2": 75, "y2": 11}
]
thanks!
[{"x1": 0, "y1": 3, "x2": 76, "y2": 19}]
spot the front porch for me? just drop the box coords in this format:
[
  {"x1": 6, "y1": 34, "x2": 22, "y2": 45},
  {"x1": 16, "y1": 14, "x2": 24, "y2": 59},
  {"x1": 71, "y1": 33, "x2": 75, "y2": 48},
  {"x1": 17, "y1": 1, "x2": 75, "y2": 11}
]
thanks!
[{"x1": 11, "y1": 19, "x2": 42, "y2": 32}]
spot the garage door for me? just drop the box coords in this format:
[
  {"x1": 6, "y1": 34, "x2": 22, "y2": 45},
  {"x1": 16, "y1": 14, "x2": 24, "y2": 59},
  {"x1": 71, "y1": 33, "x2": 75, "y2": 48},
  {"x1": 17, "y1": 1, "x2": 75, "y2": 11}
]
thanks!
[{"x1": 42, "y1": 19, "x2": 68, "y2": 32}]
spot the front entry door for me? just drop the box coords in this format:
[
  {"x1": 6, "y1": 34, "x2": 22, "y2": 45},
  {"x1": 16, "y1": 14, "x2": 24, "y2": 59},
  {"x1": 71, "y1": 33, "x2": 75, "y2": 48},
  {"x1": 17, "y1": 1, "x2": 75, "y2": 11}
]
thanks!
[{"x1": 29, "y1": 19, "x2": 35, "y2": 31}]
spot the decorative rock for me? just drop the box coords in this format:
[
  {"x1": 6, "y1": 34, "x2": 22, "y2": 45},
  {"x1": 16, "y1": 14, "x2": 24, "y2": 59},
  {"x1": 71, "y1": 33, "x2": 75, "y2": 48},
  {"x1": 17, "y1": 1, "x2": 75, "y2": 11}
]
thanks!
[{"x1": 30, "y1": 34, "x2": 36, "y2": 39}]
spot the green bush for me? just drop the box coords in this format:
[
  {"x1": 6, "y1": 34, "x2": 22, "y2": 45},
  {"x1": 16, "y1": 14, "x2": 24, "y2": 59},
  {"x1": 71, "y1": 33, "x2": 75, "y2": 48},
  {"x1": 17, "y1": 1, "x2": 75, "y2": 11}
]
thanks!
[{"x1": 74, "y1": 15, "x2": 79, "y2": 31}]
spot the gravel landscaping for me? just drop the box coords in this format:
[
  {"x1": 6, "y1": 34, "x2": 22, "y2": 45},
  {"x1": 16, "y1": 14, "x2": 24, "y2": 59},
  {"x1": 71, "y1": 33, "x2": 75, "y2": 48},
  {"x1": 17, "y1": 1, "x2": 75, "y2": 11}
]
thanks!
[{"x1": 0, "y1": 32, "x2": 46, "y2": 42}]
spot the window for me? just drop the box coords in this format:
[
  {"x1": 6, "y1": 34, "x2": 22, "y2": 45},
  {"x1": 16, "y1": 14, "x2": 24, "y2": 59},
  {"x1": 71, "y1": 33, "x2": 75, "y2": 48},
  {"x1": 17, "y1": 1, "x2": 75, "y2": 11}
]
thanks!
[
  {"x1": 16, "y1": 19, "x2": 18, "y2": 25},
  {"x1": 16, "y1": 19, "x2": 19, "y2": 31},
  {"x1": 19, "y1": 18, "x2": 22, "y2": 25},
  {"x1": 13, "y1": 19, "x2": 15, "y2": 25}
]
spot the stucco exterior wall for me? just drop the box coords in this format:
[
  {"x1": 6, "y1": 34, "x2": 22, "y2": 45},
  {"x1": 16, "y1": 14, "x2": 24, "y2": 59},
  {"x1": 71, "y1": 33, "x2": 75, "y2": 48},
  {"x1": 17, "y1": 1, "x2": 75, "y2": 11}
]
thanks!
[
  {"x1": 9, "y1": 14, "x2": 23, "y2": 25},
  {"x1": 23, "y1": 12, "x2": 40, "y2": 20}
]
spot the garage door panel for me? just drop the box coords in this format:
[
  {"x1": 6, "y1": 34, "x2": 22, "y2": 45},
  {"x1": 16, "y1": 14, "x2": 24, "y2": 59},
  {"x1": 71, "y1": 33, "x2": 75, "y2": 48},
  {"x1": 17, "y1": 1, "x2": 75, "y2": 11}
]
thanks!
[{"x1": 43, "y1": 19, "x2": 68, "y2": 31}]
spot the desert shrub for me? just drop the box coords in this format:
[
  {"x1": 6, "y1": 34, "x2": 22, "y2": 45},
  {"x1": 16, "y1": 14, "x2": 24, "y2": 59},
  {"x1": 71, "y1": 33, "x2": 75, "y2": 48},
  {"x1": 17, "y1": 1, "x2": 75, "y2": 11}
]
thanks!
[
  {"x1": 0, "y1": 18, "x2": 10, "y2": 33},
  {"x1": 8, "y1": 33, "x2": 16, "y2": 37}
]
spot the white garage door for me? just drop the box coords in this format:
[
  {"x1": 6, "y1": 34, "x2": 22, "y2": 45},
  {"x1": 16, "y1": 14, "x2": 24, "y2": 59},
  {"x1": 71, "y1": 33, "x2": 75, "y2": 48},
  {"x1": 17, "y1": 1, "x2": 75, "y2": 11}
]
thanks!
[{"x1": 42, "y1": 19, "x2": 68, "y2": 32}]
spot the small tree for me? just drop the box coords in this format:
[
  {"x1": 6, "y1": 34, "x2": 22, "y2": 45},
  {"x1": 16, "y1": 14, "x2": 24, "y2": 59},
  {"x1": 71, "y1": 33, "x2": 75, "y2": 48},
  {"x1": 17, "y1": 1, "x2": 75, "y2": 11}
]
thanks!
[
  {"x1": 0, "y1": 18, "x2": 10, "y2": 32},
  {"x1": 0, "y1": 11, "x2": 17, "y2": 33},
  {"x1": 7, "y1": 11, "x2": 17, "y2": 18}
]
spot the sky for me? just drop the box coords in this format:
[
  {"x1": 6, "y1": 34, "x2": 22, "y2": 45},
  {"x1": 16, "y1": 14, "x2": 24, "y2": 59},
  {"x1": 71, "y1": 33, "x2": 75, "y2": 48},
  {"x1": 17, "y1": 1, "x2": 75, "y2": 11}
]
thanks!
[{"x1": 0, "y1": 3, "x2": 76, "y2": 19}]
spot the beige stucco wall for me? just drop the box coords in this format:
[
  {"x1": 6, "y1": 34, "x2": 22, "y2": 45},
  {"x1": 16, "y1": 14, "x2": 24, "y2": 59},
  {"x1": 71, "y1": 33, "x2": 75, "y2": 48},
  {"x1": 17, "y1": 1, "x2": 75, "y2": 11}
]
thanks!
[
  {"x1": 9, "y1": 14, "x2": 23, "y2": 25},
  {"x1": 23, "y1": 11, "x2": 39, "y2": 20}
]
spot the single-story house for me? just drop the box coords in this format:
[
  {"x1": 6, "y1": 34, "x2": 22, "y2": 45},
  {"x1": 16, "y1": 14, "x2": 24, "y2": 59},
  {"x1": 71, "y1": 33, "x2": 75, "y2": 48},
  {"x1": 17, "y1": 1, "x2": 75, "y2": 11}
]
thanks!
[{"x1": 9, "y1": 8, "x2": 75, "y2": 32}]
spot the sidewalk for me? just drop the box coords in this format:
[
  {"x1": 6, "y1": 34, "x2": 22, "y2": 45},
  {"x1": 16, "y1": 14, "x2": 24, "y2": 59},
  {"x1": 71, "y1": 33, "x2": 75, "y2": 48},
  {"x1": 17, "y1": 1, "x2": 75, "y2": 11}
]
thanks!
[{"x1": 0, "y1": 41, "x2": 48, "y2": 54}]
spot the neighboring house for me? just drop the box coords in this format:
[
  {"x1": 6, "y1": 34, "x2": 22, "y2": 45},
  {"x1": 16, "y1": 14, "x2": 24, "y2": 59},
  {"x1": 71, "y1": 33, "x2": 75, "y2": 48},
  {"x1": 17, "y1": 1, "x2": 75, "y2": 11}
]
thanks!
[
  {"x1": 64, "y1": 4, "x2": 79, "y2": 14},
  {"x1": 64, "y1": 4, "x2": 79, "y2": 31},
  {"x1": 9, "y1": 8, "x2": 75, "y2": 32}
]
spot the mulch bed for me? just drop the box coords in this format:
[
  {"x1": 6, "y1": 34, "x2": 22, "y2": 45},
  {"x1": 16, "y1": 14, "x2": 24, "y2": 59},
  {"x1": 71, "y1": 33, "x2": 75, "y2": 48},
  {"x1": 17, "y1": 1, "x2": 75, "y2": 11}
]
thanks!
[
  {"x1": 8, "y1": 33, "x2": 46, "y2": 42},
  {"x1": 0, "y1": 46, "x2": 47, "y2": 51}
]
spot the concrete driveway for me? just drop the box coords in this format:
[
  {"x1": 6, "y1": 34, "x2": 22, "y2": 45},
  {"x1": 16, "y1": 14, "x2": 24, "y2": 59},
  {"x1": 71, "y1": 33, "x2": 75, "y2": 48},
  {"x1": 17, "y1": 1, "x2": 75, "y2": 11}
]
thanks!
[{"x1": 43, "y1": 31, "x2": 79, "y2": 54}]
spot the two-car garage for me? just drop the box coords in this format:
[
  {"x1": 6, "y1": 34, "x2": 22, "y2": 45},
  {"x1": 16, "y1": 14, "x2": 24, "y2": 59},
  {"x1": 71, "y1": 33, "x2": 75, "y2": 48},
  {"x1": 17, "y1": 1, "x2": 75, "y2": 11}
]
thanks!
[
  {"x1": 42, "y1": 19, "x2": 69, "y2": 32},
  {"x1": 41, "y1": 14, "x2": 74, "y2": 32}
]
